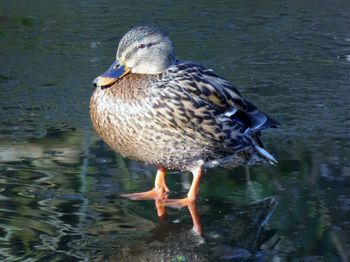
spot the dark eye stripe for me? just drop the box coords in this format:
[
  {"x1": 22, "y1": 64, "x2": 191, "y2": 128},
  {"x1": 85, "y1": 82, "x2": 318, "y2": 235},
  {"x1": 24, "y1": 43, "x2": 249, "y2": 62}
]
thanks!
[
  {"x1": 123, "y1": 42, "x2": 157, "y2": 60},
  {"x1": 138, "y1": 42, "x2": 155, "y2": 49}
]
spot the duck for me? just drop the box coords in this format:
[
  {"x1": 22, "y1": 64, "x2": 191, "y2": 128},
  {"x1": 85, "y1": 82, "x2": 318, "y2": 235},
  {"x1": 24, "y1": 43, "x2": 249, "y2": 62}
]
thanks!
[{"x1": 90, "y1": 25, "x2": 279, "y2": 207}]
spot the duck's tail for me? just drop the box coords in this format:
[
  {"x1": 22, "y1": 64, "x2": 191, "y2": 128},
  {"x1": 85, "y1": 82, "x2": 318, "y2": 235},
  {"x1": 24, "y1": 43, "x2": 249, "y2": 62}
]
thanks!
[{"x1": 255, "y1": 145, "x2": 278, "y2": 166}]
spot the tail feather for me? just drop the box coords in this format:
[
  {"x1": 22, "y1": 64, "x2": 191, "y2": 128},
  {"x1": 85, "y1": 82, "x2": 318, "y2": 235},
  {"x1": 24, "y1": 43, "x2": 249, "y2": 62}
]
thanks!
[
  {"x1": 255, "y1": 145, "x2": 278, "y2": 165},
  {"x1": 233, "y1": 99, "x2": 280, "y2": 134}
]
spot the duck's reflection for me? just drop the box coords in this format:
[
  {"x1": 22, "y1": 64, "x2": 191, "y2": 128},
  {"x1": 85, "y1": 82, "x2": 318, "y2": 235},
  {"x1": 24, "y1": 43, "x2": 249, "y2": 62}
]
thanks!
[
  {"x1": 147, "y1": 196, "x2": 278, "y2": 241},
  {"x1": 155, "y1": 199, "x2": 202, "y2": 235},
  {"x1": 109, "y1": 197, "x2": 278, "y2": 261}
]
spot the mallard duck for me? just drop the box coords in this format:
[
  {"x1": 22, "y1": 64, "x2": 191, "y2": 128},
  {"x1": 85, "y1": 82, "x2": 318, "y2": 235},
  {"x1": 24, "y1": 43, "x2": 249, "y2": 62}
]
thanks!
[{"x1": 90, "y1": 25, "x2": 279, "y2": 207}]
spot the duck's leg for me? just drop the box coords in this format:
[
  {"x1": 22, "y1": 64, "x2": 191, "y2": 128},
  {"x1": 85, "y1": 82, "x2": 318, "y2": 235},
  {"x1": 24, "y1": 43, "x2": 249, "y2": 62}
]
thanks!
[
  {"x1": 165, "y1": 166, "x2": 203, "y2": 209},
  {"x1": 121, "y1": 167, "x2": 169, "y2": 200}
]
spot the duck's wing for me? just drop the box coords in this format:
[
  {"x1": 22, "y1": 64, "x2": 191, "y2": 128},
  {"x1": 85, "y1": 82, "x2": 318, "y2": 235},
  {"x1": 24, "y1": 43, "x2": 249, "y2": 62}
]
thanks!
[
  {"x1": 165, "y1": 61, "x2": 279, "y2": 134},
  {"x1": 168, "y1": 61, "x2": 247, "y2": 112}
]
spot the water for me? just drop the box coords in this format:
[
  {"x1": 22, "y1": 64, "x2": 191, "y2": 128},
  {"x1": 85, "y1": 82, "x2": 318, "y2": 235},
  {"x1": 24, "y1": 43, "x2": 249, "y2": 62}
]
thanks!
[{"x1": 0, "y1": 0, "x2": 349, "y2": 261}]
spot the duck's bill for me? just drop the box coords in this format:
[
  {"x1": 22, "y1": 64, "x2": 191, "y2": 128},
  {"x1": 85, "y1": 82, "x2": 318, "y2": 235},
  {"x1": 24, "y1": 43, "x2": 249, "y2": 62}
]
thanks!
[{"x1": 93, "y1": 61, "x2": 131, "y2": 89}]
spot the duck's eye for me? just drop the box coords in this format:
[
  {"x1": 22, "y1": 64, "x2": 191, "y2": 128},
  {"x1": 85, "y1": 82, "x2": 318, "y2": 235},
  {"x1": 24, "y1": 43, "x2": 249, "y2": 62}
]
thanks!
[{"x1": 138, "y1": 44, "x2": 146, "y2": 49}]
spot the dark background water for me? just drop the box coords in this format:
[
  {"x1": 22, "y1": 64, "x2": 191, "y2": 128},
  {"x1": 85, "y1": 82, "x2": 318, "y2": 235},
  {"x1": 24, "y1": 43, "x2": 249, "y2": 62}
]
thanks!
[{"x1": 0, "y1": 1, "x2": 349, "y2": 261}]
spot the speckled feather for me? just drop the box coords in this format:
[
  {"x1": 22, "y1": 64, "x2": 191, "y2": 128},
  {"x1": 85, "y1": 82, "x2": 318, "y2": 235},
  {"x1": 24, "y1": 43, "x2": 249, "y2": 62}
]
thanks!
[{"x1": 90, "y1": 60, "x2": 278, "y2": 170}]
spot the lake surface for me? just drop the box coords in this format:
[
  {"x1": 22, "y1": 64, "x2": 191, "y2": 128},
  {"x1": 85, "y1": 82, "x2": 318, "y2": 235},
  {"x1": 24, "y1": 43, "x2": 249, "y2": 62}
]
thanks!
[{"x1": 0, "y1": 1, "x2": 349, "y2": 261}]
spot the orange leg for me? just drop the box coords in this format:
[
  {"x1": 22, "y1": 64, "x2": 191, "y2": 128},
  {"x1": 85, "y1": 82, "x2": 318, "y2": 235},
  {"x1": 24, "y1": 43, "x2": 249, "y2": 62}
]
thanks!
[
  {"x1": 121, "y1": 167, "x2": 169, "y2": 200},
  {"x1": 165, "y1": 166, "x2": 203, "y2": 209}
]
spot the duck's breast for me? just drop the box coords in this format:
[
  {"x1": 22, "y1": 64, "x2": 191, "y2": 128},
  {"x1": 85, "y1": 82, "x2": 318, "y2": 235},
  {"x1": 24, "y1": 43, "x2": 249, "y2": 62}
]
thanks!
[{"x1": 90, "y1": 75, "x2": 157, "y2": 158}]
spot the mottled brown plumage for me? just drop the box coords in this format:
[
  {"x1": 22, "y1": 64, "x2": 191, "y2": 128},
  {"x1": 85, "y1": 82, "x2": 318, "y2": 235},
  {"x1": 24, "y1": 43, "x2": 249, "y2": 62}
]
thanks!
[
  {"x1": 90, "y1": 25, "x2": 279, "y2": 206},
  {"x1": 91, "y1": 60, "x2": 277, "y2": 170}
]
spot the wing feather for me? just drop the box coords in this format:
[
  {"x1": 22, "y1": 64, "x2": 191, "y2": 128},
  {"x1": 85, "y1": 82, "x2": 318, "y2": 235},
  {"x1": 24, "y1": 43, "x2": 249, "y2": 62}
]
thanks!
[{"x1": 167, "y1": 61, "x2": 279, "y2": 134}]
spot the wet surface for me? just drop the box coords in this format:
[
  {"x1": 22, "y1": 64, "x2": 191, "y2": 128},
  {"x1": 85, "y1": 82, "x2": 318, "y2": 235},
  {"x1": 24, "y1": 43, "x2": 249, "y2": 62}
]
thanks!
[{"x1": 1, "y1": 1, "x2": 350, "y2": 261}]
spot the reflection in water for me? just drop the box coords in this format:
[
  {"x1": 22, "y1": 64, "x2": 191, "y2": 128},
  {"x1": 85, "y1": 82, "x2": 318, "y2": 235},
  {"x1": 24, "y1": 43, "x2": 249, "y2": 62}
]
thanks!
[
  {"x1": 0, "y1": 127, "x2": 348, "y2": 260},
  {"x1": 108, "y1": 197, "x2": 277, "y2": 261}
]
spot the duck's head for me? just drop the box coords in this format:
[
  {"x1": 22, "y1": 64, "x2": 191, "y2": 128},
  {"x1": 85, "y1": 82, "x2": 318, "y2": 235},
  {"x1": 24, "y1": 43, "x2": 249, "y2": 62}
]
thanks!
[{"x1": 93, "y1": 25, "x2": 175, "y2": 89}]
